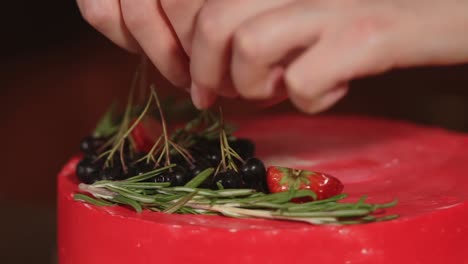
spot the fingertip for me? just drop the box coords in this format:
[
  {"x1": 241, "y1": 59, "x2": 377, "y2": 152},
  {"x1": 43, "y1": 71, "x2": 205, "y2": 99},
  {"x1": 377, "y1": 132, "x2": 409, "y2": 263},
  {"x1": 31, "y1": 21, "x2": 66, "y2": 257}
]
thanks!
[
  {"x1": 289, "y1": 85, "x2": 349, "y2": 114},
  {"x1": 191, "y1": 82, "x2": 217, "y2": 109}
]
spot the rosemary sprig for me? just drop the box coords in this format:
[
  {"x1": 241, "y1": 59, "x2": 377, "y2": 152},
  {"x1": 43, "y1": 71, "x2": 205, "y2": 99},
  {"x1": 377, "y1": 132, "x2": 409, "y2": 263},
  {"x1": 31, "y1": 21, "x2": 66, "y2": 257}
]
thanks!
[
  {"x1": 74, "y1": 193, "x2": 115, "y2": 207},
  {"x1": 96, "y1": 65, "x2": 147, "y2": 170},
  {"x1": 171, "y1": 110, "x2": 237, "y2": 148},
  {"x1": 216, "y1": 108, "x2": 244, "y2": 174},
  {"x1": 164, "y1": 191, "x2": 198, "y2": 214},
  {"x1": 136, "y1": 85, "x2": 193, "y2": 168},
  {"x1": 75, "y1": 167, "x2": 399, "y2": 225},
  {"x1": 184, "y1": 168, "x2": 215, "y2": 188},
  {"x1": 124, "y1": 164, "x2": 175, "y2": 182},
  {"x1": 104, "y1": 86, "x2": 153, "y2": 170}
]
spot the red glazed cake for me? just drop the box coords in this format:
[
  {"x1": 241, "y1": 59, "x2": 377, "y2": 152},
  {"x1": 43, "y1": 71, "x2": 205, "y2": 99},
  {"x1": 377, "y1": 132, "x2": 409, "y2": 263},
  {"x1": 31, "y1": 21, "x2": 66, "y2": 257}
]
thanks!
[{"x1": 58, "y1": 114, "x2": 468, "y2": 263}]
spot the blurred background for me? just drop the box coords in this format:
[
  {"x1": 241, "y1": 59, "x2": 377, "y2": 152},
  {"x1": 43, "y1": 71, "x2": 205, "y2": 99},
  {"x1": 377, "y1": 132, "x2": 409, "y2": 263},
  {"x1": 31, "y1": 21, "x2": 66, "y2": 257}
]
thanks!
[{"x1": 1, "y1": 1, "x2": 467, "y2": 263}]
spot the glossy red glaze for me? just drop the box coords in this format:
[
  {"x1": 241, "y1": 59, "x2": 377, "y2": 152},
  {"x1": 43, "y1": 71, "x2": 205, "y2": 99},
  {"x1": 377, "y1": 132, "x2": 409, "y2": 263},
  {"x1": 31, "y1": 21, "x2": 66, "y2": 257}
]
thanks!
[{"x1": 58, "y1": 114, "x2": 468, "y2": 264}]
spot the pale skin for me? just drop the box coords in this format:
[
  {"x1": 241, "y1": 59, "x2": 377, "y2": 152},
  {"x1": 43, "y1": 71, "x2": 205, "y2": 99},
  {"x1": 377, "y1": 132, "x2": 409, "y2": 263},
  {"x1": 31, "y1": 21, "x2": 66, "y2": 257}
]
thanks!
[{"x1": 77, "y1": 0, "x2": 468, "y2": 113}]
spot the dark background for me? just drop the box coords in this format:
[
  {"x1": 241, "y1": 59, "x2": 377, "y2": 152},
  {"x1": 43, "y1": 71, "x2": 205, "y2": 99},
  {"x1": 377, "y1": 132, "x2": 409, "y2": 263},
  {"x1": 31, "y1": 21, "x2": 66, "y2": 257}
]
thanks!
[{"x1": 1, "y1": 1, "x2": 467, "y2": 263}]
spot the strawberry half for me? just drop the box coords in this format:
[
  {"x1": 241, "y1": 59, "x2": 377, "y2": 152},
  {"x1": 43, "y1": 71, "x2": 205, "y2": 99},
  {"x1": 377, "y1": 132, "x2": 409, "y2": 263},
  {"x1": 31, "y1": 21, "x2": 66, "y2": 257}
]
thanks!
[
  {"x1": 130, "y1": 117, "x2": 162, "y2": 153},
  {"x1": 266, "y1": 166, "x2": 344, "y2": 201}
]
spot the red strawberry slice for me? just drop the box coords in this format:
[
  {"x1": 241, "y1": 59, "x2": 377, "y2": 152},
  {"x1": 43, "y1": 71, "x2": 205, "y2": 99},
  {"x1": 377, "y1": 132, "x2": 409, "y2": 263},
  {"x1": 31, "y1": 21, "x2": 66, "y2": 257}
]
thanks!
[
  {"x1": 266, "y1": 166, "x2": 344, "y2": 201},
  {"x1": 131, "y1": 117, "x2": 162, "y2": 153}
]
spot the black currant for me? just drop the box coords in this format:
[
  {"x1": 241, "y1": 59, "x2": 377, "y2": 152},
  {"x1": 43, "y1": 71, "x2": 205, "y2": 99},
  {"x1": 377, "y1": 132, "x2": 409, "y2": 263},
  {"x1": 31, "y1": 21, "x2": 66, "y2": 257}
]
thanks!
[
  {"x1": 132, "y1": 159, "x2": 156, "y2": 175},
  {"x1": 169, "y1": 165, "x2": 190, "y2": 186},
  {"x1": 123, "y1": 166, "x2": 137, "y2": 179},
  {"x1": 169, "y1": 153, "x2": 194, "y2": 170},
  {"x1": 204, "y1": 151, "x2": 221, "y2": 166},
  {"x1": 189, "y1": 140, "x2": 221, "y2": 167},
  {"x1": 240, "y1": 158, "x2": 266, "y2": 184},
  {"x1": 190, "y1": 138, "x2": 217, "y2": 151},
  {"x1": 80, "y1": 136, "x2": 107, "y2": 155},
  {"x1": 154, "y1": 165, "x2": 190, "y2": 186},
  {"x1": 188, "y1": 162, "x2": 211, "y2": 179},
  {"x1": 76, "y1": 158, "x2": 101, "y2": 184},
  {"x1": 100, "y1": 165, "x2": 125, "y2": 181},
  {"x1": 230, "y1": 138, "x2": 255, "y2": 160},
  {"x1": 169, "y1": 153, "x2": 185, "y2": 164},
  {"x1": 248, "y1": 179, "x2": 269, "y2": 193},
  {"x1": 213, "y1": 170, "x2": 244, "y2": 189},
  {"x1": 239, "y1": 158, "x2": 268, "y2": 193},
  {"x1": 99, "y1": 156, "x2": 137, "y2": 181},
  {"x1": 198, "y1": 173, "x2": 216, "y2": 189},
  {"x1": 155, "y1": 174, "x2": 172, "y2": 183}
]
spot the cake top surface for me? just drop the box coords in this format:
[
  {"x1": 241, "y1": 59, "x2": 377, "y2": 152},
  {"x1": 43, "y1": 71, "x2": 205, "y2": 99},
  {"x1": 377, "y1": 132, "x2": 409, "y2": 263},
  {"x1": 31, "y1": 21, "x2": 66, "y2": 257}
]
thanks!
[{"x1": 60, "y1": 114, "x2": 468, "y2": 231}]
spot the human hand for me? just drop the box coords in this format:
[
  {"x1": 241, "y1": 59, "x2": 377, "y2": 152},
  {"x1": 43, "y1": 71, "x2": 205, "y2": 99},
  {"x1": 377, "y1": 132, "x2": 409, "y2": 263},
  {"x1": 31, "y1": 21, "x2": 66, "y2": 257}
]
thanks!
[
  {"x1": 76, "y1": 0, "x2": 191, "y2": 88},
  {"x1": 182, "y1": 0, "x2": 468, "y2": 112},
  {"x1": 79, "y1": 0, "x2": 291, "y2": 107},
  {"x1": 161, "y1": 0, "x2": 297, "y2": 108}
]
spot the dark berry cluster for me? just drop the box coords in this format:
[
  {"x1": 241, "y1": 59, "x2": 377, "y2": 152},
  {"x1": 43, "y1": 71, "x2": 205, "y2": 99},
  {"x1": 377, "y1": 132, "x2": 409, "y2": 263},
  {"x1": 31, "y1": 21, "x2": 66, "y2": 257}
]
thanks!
[
  {"x1": 188, "y1": 138, "x2": 268, "y2": 192},
  {"x1": 76, "y1": 136, "x2": 135, "y2": 184},
  {"x1": 76, "y1": 136, "x2": 268, "y2": 193}
]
